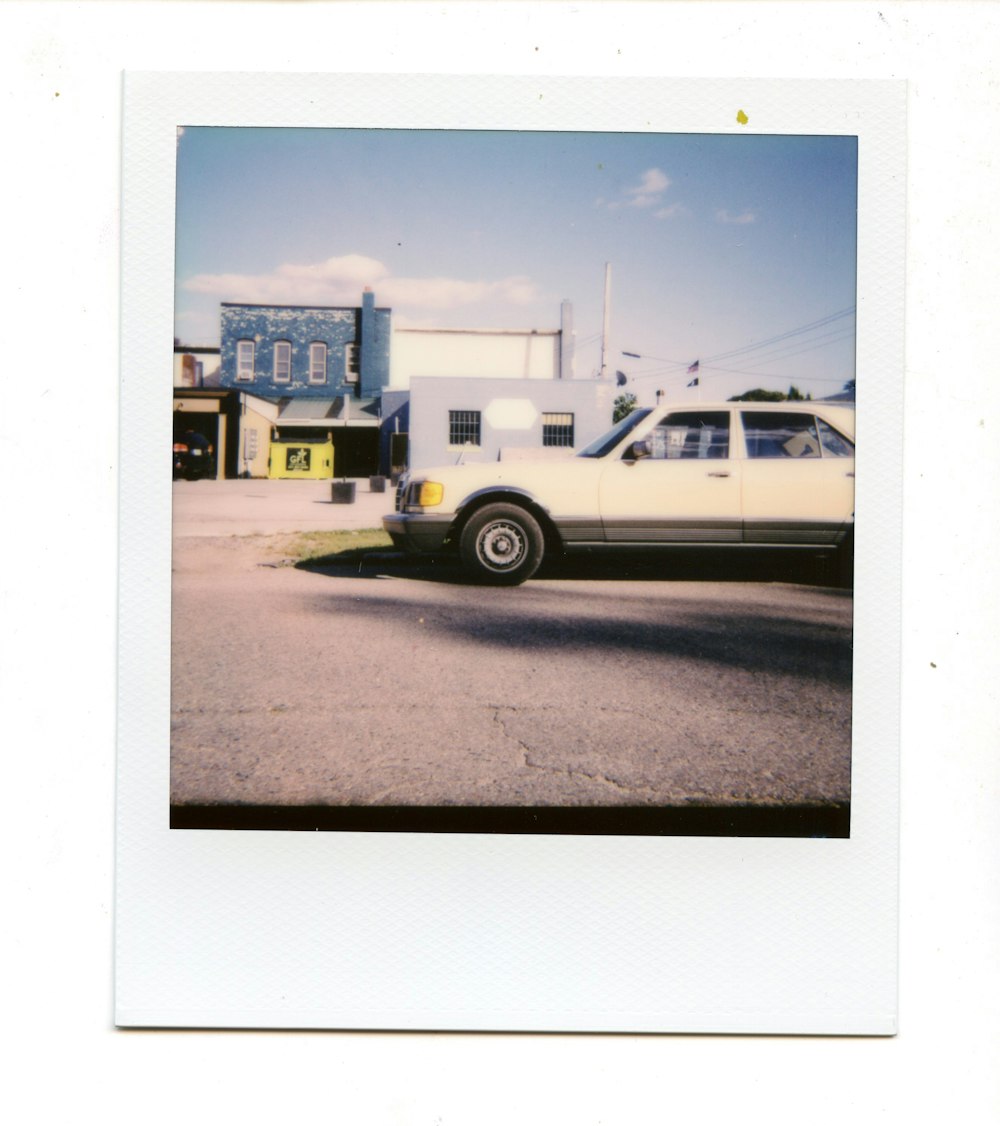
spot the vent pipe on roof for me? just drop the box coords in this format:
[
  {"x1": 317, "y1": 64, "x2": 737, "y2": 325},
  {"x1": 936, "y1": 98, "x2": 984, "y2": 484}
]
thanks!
[{"x1": 560, "y1": 299, "x2": 574, "y2": 380}]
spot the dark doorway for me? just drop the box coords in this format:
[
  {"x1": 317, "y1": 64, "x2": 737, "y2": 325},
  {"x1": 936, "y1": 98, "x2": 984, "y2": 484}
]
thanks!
[
  {"x1": 333, "y1": 428, "x2": 379, "y2": 478},
  {"x1": 390, "y1": 432, "x2": 409, "y2": 479}
]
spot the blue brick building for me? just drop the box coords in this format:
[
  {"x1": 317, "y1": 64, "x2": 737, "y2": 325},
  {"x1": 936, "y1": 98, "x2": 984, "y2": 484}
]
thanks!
[
  {"x1": 177, "y1": 290, "x2": 605, "y2": 480},
  {"x1": 218, "y1": 289, "x2": 391, "y2": 476}
]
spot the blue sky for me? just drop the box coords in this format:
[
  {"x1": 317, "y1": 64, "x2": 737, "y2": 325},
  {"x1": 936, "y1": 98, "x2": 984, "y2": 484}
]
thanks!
[{"x1": 175, "y1": 127, "x2": 857, "y2": 403}]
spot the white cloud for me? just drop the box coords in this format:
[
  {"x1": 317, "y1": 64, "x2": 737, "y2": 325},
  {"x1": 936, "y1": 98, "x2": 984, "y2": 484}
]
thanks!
[
  {"x1": 182, "y1": 254, "x2": 541, "y2": 314},
  {"x1": 716, "y1": 209, "x2": 756, "y2": 225},
  {"x1": 602, "y1": 167, "x2": 677, "y2": 212},
  {"x1": 626, "y1": 167, "x2": 672, "y2": 207},
  {"x1": 654, "y1": 202, "x2": 687, "y2": 220},
  {"x1": 184, "y1": 254, "x2": 387, "y2": 306}
]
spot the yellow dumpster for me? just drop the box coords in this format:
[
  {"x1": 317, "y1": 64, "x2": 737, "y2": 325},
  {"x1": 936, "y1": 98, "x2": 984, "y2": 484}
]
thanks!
[{"x1": 267, "y1": 438, "x2": 335, "y2": 479}]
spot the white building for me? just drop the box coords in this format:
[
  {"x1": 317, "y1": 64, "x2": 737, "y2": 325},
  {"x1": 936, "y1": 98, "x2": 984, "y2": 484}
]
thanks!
[{"x1": 389, "y1": 300, "x2": 576, "y2": 387}]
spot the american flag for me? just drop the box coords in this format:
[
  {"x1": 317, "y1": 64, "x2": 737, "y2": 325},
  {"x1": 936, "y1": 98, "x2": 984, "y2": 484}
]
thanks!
[{"x1": 687, "y1": 360, "x2": 700, "y2": 387}]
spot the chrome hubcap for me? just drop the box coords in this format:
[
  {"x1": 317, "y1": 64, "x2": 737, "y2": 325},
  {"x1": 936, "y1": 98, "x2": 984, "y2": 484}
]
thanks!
[{"x1": 479, "y1": 522, "x2": 525, "y2": 569}]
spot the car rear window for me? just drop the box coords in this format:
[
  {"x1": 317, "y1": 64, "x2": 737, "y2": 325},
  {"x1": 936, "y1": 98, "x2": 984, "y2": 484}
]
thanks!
[
  {"x1": 742, "y1": 411, "x2": 821, "y2": 458},
  {"x1": 741, "y1": 411, "x2": 854, "y2": 459}
]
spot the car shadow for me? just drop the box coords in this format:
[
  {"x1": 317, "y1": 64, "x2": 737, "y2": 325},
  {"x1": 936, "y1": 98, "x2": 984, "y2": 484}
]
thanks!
[{"x1": 296, "y1": 545, "x2": 851, "y2": 589}]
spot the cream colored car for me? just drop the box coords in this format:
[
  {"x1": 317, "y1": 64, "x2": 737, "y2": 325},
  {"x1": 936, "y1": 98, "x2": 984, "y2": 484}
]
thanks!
[{"x1": 383, "y1": 400, "x2": 855, "y2": 585}]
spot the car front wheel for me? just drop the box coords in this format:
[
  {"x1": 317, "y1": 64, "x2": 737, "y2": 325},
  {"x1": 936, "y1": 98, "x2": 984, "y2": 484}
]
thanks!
[{"x1": 459, "y1": 503, "x2": 545, "y2": 585}]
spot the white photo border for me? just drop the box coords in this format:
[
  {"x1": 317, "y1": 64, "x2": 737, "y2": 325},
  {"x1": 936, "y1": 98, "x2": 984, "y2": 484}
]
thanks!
[{"x1": 117, "y1": 72, "x2": 904, "y2": 1033}]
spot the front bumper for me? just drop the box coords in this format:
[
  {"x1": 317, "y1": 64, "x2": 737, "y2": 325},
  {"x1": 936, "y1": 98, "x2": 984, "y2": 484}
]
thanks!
[{"x1": 382, "y1": 512, "x2": 454, "y2": 555}]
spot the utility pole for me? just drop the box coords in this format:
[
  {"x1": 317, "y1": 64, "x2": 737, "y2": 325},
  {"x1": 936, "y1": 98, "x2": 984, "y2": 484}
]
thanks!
[{"x1": 599, "y1": 262, "x2": 611, "y2": 380}]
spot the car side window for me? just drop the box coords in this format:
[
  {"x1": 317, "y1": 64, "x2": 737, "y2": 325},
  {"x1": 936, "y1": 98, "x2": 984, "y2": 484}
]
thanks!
[
  {"x1": 647, "y1": 411, "x2": 730, "y2": 460},
  {"x1": 816, "y1": 417, "x2": 855, "y2": 458},
  {"x1": 742, "y1": 411, "x2": 822, "y2": 458}
]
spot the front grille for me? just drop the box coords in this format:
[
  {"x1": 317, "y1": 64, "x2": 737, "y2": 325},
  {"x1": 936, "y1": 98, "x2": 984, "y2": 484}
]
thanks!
[{"x1": 395, "y1": 477, "x2": 408, "y2": 512}]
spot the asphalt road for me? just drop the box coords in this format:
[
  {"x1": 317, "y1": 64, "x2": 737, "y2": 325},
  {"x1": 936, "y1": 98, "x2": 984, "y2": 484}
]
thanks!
[{"x1": 170, "y1": 485, "x2": 853, "y2": 834}]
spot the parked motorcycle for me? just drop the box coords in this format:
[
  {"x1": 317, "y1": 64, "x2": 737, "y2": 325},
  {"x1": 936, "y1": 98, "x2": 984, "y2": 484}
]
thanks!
[{"x1": 173, "y1": 429, "x2": 215, "y2": 480}]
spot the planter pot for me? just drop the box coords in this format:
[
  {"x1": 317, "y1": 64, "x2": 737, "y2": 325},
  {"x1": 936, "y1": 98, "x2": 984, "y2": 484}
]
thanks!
[
  {"x1": 369, "y1": 475, "x2": 387, "y2": 493},
  {"x1": 331, "y1": 481, "x2": 356, "y2": 504}
]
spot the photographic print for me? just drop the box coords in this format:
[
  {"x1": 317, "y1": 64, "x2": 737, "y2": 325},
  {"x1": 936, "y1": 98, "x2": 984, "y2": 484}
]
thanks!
[
  {"x1": 117, "y1": 72, "x2": 903, "y2": 1032},
  {"x1": 170, "y1": 126, "x2": 858, "y2": 837}
]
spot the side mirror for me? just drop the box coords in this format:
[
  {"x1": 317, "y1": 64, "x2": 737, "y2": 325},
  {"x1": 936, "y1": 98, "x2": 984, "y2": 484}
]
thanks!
[{"x1": 628, "y1": 439, "x2": 652, "y2": 461}]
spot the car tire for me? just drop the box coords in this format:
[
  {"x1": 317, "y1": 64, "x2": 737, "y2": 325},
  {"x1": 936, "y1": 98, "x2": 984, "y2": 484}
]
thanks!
[{"x1": 459, "y1": 503, "x2": 545, "y2": 585}]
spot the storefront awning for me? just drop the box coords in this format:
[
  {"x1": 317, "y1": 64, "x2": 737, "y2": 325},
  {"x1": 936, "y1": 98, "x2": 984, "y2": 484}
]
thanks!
[{"x1": 274, "y1": 397, "x2": 381, "y2": 427}]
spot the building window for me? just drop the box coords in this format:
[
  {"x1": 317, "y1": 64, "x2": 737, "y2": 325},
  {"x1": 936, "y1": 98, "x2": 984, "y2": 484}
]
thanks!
[
  {"x1": 273, "y1": 341, "x2": 292, "y2": 384},
  {"x1": 448, "y1": 410, "x2": 481, "y2": 447},
  {"x1": 309, "y1": 342, "x2": 327, "y2": 385},
  {"x1": 542, "y1": 412, "x2": 575, "y2": 447},
  {"x1": 345, "y1": 342, "x2": 359, "y2": 384},
  {"x1": 236, "y1": 340, "x2": 255, "y2": 382}
]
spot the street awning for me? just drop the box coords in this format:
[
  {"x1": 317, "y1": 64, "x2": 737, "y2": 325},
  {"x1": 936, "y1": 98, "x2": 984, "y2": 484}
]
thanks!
[{"x1": 274, "y1": 397, "x2": 381, "y2": 427}]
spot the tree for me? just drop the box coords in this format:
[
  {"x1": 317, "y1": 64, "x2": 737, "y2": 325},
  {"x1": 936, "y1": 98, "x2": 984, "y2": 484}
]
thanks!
[
  {"x1": 728, "y1": 388, "x2": 787, "y2": 402},
  {"x1": 728, "y1": 385, "x2": 812, "y2": 403},
  {"x1": 613, "y1": 392, "x2": 638, "y2": 423}
]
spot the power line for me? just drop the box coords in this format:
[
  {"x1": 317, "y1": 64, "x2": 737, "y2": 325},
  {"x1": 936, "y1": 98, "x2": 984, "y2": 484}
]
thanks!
[
  {"x1": 618, "y1": 306, "x2": 856, "y2": 384},
  {"x1": 707, "y1": 328, "x2": 856, "y2": 374},
  {"x1": 700, "y1": 306, "x2": 855, "y2": 366}
]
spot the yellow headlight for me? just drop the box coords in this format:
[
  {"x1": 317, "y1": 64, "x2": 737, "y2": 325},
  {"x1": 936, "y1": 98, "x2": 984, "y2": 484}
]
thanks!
[{"x1": 415, "y1": 481, "x2": 444, "y2": 507}]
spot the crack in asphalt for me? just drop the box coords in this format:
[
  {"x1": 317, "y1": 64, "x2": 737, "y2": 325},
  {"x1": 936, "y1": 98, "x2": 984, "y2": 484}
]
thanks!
[{"x1": 490, "y1": 706, "x2": 660, "y2": 798}]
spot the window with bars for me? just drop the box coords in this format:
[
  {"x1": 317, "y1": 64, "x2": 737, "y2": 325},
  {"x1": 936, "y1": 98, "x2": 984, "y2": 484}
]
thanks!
[
  {"x1": 308, "y1": 342, "x2": 327, "y2": 384},
  {"x1": 273, "y1": 341, "x2": 292, "y2": 383},
  {"x1": 236, "y1": 340, "x2": 255, "y2": 382},
  {"x1": 448, "y1": 410, "x2": 481, "y2": 447},
  {"x1": 542, "y1": 412, "x2": 575, "y2": 447}
]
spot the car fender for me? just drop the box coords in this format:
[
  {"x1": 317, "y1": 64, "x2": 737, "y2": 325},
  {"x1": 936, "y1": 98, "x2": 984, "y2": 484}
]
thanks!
[
  {"x1": 454, "y1": 484, "x2": 551, "y2": 518},
  {"x1": 450, "y1": 485, "x2": 565, "y2": 550}
]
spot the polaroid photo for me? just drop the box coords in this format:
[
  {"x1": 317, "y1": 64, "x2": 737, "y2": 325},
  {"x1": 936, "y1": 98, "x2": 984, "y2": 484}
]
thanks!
[{"x1": 116, "y1": 72, "x2": 904, "y2": 1033}]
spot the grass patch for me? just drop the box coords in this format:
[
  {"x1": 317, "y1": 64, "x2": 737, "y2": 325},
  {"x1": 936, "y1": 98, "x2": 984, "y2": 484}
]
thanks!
[{"x1": 285, "y1": 528, "x2": 394, "y2": 566}]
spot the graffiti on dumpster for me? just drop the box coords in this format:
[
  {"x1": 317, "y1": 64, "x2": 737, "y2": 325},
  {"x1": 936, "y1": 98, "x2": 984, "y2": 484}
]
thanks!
[{"x1": 287, "y1": 447, "x2": 311, "y2": 472}]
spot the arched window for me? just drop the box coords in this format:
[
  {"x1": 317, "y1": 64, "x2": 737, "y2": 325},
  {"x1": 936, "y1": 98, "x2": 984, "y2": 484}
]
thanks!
[
  {"x1": 273, "y1": 341, "x2": 292, "y2": 383},
  {"x1": 309, "y1": 342, "x2": 327, "y2": 385},
  {"x1": 236, "y1": 340, "x2": 255, "y2": 382},
  {"x1": 345, "y1": 342, "x2": 359, "y2": 384}
]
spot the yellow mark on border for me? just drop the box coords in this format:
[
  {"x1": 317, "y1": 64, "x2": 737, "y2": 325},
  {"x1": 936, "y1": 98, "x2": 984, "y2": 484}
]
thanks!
[{"x1": 736, "y1": 109, "x2": 749, "y2": 125}]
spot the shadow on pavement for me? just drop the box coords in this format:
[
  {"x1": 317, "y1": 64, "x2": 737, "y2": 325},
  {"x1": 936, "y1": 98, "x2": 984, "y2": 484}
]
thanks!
[
  {"x1": 291, "y1": 581, "x2": 854, "y2": 686},
  {"x1": 297, "y1": 546, "x2": 852, "y2": 589}
]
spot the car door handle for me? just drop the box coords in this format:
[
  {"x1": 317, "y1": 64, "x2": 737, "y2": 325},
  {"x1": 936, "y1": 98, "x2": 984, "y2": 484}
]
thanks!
[{"x1": 707, "y1": 471, "x2": 730, "y2": 478}]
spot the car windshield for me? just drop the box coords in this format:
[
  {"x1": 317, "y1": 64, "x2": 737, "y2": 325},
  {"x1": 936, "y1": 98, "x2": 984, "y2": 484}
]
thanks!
[{"x1": 576, "y1": 409, "x2": 653, "y2": 458}]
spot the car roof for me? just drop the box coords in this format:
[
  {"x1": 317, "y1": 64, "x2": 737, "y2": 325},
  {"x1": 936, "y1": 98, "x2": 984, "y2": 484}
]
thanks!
[
  {"x1": 650, "y1": 399, "x2": 856, "y2": 438},
  {"x1": 655, "y1": 400, "x2": 854, "y2": 411}
]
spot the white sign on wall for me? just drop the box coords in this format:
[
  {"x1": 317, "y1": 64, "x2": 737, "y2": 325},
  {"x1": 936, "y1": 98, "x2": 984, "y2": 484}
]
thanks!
[{"x1": 484, "y1": 398, "x2": 538, "y2": 431}]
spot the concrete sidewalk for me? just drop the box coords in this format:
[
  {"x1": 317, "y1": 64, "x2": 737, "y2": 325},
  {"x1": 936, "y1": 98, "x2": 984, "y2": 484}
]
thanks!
[{"x1": 172, "y1": 478, "x2": 397, "y2": 537}]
